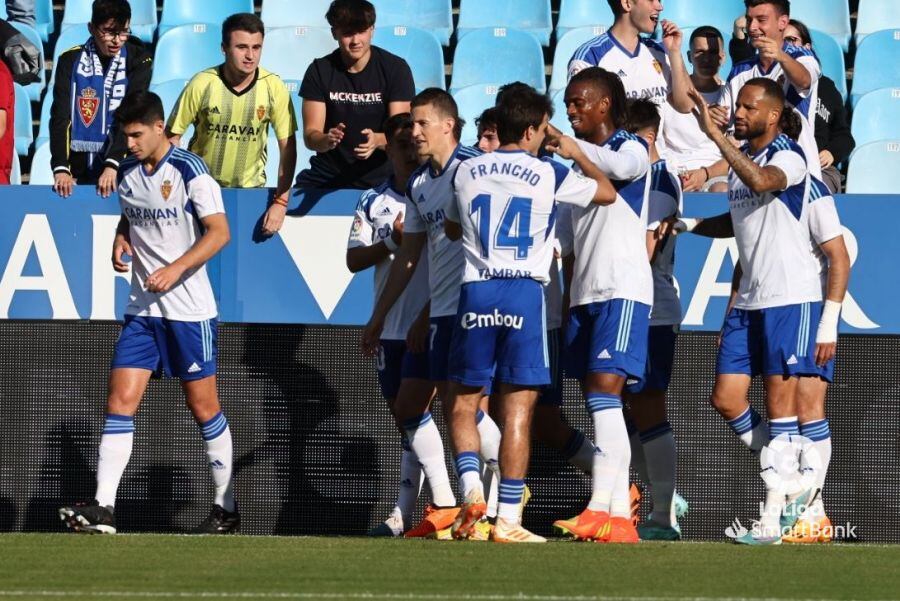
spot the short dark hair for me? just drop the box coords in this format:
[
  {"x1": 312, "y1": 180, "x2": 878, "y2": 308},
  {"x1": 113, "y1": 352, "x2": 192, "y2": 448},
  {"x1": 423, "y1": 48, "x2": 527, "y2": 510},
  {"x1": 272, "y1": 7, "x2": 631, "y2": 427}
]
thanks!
[
  {"x1": 116, "y1": 90, "x2": 165, "y2": 126},
  {"x1": 623, "y1": 99, "x2": 661, "y2": 135},
  {"x1": 91, "y1": 0, "x2": 131, "y2": 27},
  {"x1": 495, "y1": 86, "x2": 553, "y2": 146},
  {"x1": 326, "y1": 0, "x2": 376, "y2": 32},
  {"x1": 787, "y1": 18, "x2": 812, "y2": 46},
  {"x1": 568, "y1": 67, "x2": 629, "y2": 128},
  {"x1": 495, "y1": 81, "x2": 532, "y2": 106},
  {"x1": 222, "y1": 13, "x2": 265, "y2": 46},
  {"x1": 607, "y1": 0, "x2": 626, "y2": 18},
  {"x1": 475, "y1": 107, "x2": 499, "y2": 133},
  {"x1": 743, "y1": 76, "x2": 786, "y2": 108},
  {"x1": 689, "y1": 26, "x2": 725, "y2": 46},
  {"x1": 383, "y1": 112, "x2": 412, "y2": 144},
  {"x1": 744, "y1": 0, "x2": 790, "y2": 16},
  {"x1": 411, "y1": 88, "x2": 464, "y2": 141}
]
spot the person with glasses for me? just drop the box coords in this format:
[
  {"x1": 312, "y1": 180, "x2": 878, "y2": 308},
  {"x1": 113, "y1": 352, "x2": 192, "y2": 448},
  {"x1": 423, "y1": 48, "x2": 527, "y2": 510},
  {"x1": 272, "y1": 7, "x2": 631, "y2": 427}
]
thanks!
[{"x1": 49, "y1": 0, "x2": 152, "y2": 198}]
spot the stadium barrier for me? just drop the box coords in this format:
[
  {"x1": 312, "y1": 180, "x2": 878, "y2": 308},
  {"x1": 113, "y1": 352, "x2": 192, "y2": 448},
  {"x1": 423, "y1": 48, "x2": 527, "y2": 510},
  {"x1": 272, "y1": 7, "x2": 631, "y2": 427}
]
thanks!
[{"x1": 0, "y1": 187, "x2": 897, "y2": 541}]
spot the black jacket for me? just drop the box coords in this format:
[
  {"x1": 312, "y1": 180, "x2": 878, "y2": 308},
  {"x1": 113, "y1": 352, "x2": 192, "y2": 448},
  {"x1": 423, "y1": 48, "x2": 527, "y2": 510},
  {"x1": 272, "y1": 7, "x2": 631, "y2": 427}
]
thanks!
[
  {"x1": 814, "y1": 75, "x2": 855, "y2": 164},
  {"x1": 49, "y1": 37, "x2": 152, "y2": 181}
]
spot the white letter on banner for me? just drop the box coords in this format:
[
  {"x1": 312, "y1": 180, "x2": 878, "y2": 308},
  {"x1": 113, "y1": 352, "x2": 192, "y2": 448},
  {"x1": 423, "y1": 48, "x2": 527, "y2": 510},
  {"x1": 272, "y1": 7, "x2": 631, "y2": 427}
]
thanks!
[
  {"x1": 0, "y1": 214, "x2": 79, "y2": 318},
  {"x1": 838, "y1": 226, "x2": 879, "y2": 330},
  {"x1": 683, "y1": 238, "x2": 739, "y2": 327},
  {"x1": 90, "y1": 214, "x2": 130, "y2": 320}
]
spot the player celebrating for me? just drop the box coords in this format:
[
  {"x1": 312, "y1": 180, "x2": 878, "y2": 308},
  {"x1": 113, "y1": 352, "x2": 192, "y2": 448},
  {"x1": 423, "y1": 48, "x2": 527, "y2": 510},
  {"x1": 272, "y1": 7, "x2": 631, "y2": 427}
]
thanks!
[
  {"x1": 550, "y1": 68, "x2": 651, "y2": 544},
  {"x1": 443, "y1": 86, "x2": 614, "y2": 542},
  {"x1": 675, "y1": 80, "x2": 849, "y2": 544},
  {"x1": 59, "y1": 91, "x2": 236, "y2": 534},
  {"x1": 361, "y1": 89, "x2": 502, "y2": 539},
  {"x1": 346, "y1": 113, "x2": 445, "y2": 537}
]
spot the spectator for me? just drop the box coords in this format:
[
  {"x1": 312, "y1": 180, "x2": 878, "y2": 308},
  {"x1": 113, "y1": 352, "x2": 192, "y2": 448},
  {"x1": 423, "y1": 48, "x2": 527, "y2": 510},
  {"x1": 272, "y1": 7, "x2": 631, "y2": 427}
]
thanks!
[
  {"x1": 5, "y1": 1, "x2": 34, "y2": 28},
  {"x1": 662, "y1": 26, "x2": 728, "y2": 192},
  {"x1": 729, "y1": 15, "x2": 755, "y2": 64},
  {"x1": 49, "y1": 0, "x2": 152, "y2": 198},
  {"x1": 475, "y1": 107, "x2": 499, "y2": 153},
  {"x1": 0, "y1": 18, "x2": 41, "y2": 84},
  {"x1": 297, "y1": 0, "x2": 414, "y2": 190},
  {"x1": 784, "y1": 19, "x2": 854, "y2": 193},
  {"x1": 167, "y1": 13, "x2": 297, "y2": 236},
  {"x1": 0, "y1": 57, "x2": 12, "y2": 184}
]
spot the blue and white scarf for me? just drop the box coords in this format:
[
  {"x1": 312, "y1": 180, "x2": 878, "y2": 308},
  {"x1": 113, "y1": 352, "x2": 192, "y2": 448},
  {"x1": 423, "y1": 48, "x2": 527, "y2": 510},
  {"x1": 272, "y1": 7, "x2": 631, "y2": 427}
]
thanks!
[{"x1": 70, "y1": 38, "x2": 128, "y2": 153}]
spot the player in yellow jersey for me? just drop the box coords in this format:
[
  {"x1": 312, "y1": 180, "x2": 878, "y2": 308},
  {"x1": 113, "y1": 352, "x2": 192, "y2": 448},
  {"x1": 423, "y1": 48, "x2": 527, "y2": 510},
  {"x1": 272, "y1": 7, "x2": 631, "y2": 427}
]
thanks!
[{"x1": 166, "y1": 13, "x2": 297, "y2": 236}]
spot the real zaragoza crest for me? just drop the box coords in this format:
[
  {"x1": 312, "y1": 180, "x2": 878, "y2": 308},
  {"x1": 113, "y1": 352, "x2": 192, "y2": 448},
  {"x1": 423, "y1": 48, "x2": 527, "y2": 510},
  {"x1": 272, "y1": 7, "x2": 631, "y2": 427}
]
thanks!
[
  {"x1": 257, "y1": 105, "x2": 266, "y2": 120},
  {"x1": 78, "y1": 87, "x2": 100, "y2": 127},
  {"x1": 161, "y1": 179, "x2": 173, "y2": 201}
]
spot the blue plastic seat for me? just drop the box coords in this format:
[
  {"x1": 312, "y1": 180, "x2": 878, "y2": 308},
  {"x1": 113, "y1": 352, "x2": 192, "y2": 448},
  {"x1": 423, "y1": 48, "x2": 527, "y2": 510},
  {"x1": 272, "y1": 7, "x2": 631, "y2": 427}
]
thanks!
[
  {"x1": 457, "y1": 0, "x2": 552, "y2": 46},
  {"x1": 149, "y1": 80, "x2": 189, "y2": 121},
  {"x1": 789, "y1": 0, "x2": 851, "y2": 52},
  {"x1": 35, "y1": 91, "x2": 52, "y2": 148},
  {"x1": 13, "y1": 83, "x2": 32, "y2": 155},
  {"x1": 452, "y1": 84, "x2": 498, "y2": 145},
  {"x1": 809, "y1": 29, "x2": 847, "y2": 101},
  {"x1": 10, "y1": 151, "x2": 21, "y2": 184},
  {"x1": 660, "y1": 0, "x2": 744, "y2": 41},
  {"x1": 10, "y1": 22, "x2": 44, "y2": 101},
  {"x1": 856, "y1": 0, "x2": 900, "y2": 46},
  {"x1": 261, "y1": 0, "x2": 331, "y2": 28},
  {"x1": 34, "y1": 0, "x2": 54, "y2": 42},
  {"x1": 851, "y1": 88, "x2": 900, "y2": 147},
  {"x1": 846, "y1": 140, "x2": 900, "y2": 193},
  {"x1": 556, "y1": 0, "x2": 615, "y2": 42},
  {"x1": 549, "y1": 89, "x2": 573, "y2": 138},
  {"x1": 52, "y1": 23, "x2": 90, "y2": 65},
  {"x1": 63, "y1": 0, "x2": 157, "y2": 43},
  {"x1": 29, "y1": 142, "x2": 54, "y2": 185},
  {"x1": 450, "y1": 28, "x2": 546, "y2": 94},
  {"x1": 373, "y1": 26, "x2": 444, "y2": 91},
  {"x1": 159, "y1": 0, "x2": 254, "y2": 38},
  {"x1": 373, "y1": 0, "x2": 453, "y2": 46},
  {"x1": 260, "y1": 27, "x2": 337, "y2": 83},
  {"x1": 850, "y1": 29, "x2": 900, "y2": 107},
  {"x1": 549, "y1": 26, "x2": 607, "y2": 94},
  {"x1": 150, "y1": 24, "x2": 224, "y2": 86}
]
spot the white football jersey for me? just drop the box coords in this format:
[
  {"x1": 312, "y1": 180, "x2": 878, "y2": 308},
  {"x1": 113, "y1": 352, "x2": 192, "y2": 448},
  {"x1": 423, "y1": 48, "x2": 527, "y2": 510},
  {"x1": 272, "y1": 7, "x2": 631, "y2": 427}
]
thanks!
[
  {"x1": 449, "y1": 150, "x2": 597, "y2": 285},
  {"x1": 404, "y1": 144, "x2": 481, "y2": 318},
  {"x1": 721, "y1": 43, "x2": 822, "y2": 178},
  {"x1": 659, "y1": 87, "x2": 725, "y2": 171},
  {"x1": 646, "y1": 159, "x2": 682, "y2": 326},
  {"x1": 568, "y1": 34, "x2": 671, "y2": 105},
  {"x1": 729, "y1": 134, "x2": 841, "y2": 310},
  {"x1": 117, "y1": 146, "x2": 224, "y2": 321},
  {"x1": 545, "y1": 246, "x2": 563, "y2": 331},
  {"x1": 348, "y1": 181, "x2": 430, "y2": 341},
  {"x1": 557, "y1": 131, "x2": 653, "y2": 307}
]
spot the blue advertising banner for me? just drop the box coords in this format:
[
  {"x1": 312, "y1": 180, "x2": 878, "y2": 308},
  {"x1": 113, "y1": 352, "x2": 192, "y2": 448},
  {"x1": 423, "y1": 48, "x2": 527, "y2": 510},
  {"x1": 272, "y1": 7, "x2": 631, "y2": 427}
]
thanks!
[{"x1": 0, "y1": 187, "x2": 890, "y2": 333}]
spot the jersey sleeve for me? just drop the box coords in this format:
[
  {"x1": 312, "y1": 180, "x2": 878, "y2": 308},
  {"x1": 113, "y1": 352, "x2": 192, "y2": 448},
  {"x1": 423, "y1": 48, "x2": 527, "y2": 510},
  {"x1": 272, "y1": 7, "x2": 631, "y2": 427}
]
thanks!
[
  {"x1": 299, "y1": 60, "x2": 326, "y2": 102},
  {"x1": 793, "y1": 53, "x2": 822, "y2": 98},
  {"x1": 575, "y1": 138, "x2": 650, "y2": 181},
  {"x1": 347, "y1": 202, "x2": 374, "y2": 250},
  {"x1": 186, "y1": 173, "x2": 226, "y2": 218},
  {"x1": 546, "y1": 159, "x2": 597, "y2": 208},
  {"x1": 270, "y1": 79, "x2": 299, "y2": 140},
  {"x1": 167, "y1": 76, "x2": 203, "y2": 136},
  {"x1": 555, "y1": 203, "x2": 575, "y2": 257},
  {"x1": 386, "y1": 54, "x2": 416, "y2": 103},
  {"x1": 647, "y1": 174, "x2": 681, "y2": 230},
  {"x1": 403, "y1": 192, "x2": 426, "y2": 234},
  {"x1": 768, "y1": 149, "x2": 807, "y2": 188},
  {"x1": 808, "y1": 195, "x2": 843, "y2": 246}
]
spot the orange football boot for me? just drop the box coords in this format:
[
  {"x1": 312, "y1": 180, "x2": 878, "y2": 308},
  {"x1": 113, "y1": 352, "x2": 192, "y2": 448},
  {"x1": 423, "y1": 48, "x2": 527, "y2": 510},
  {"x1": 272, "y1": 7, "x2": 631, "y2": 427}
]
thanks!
[{"x1": 404, "y1": 504, "x2": 460, "y2": 538}]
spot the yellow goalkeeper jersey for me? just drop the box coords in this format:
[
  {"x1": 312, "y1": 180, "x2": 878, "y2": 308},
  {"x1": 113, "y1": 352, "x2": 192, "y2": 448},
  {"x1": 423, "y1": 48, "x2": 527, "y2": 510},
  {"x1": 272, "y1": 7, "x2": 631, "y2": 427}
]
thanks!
[{"x1": 167, "y1": 66, "x2": 297, "y2": 188}]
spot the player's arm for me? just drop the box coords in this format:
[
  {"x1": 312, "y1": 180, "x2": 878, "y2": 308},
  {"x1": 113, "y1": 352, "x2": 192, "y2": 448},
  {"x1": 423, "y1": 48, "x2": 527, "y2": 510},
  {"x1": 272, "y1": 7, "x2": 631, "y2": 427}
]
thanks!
[
  {"x1": 544, "y1": 132, "x2": 617, "y2": 204},
  {"x1": 406, "y1": 301, "x2": 431, "y2": 354},
  {"x1": 111, "y1": 214, "x2": 132, "y2": 273},
  {"x1": 347, "y1": 210, "x2": 404, "y2": 272},
  {"x1": 757, "y1": 39, "x2": 815, "y2": 92},
  {"x1": 660, "y1": 20, "x2": 695, "y2": 113},
  {"x1": 302, "y1": 100, "x2": 345, "y2": 153},
  {"x1": 809, "y1": 196, "x2": 850, "y2": 365},
  {"x1": 145, "y1": 213, "x2": 230, "y2": 293},
  {"x1": 670, "y1": 211, "x2": 734, "y2": 238}
]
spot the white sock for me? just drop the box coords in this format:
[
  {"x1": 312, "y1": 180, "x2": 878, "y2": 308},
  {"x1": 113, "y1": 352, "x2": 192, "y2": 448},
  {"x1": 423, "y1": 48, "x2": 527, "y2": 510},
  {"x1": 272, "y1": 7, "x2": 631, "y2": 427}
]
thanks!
[
  {"x1": 586, "y1": 394, "x2": 629, "y2": 514},
  {"x1": 561, "y1": 429, "x2": 595, "y2": 474},
  {"x1": 726, "y1": 406, "x2": 769, "y2": 452},
  {"x1": 476, "y1": 409, "x2": 501, "y2": 517},
  {"x1": 95, "y1": 414, "x2": 134, "y2": 508},
  {"x1": 454, "y1": 452, "x2": 483, "y2": 498},
  {"x1": 403, "y1": 412, "x2": 455, "y2": 507},
  {"x1": 759, "y1": 486, "x2": 784, "y2": 537},
  {"x1": 200, "y1": 412, "x2": 235, "y2": 513},
  {"x1": 608, "y1": 452, "x2": 632, "y2": 519},
  {"x1": 800, "y1": 419, "x2": 832, "y2": 519},
  {"x1": 640, "y1": 422, "x2": 677, "y2": 527},
  {"x1": 497, "y1": 478, "x2": 525, "y2": 522},
  {"x1": 396, "y1": 439, "x2": 423, "y2": 522}
]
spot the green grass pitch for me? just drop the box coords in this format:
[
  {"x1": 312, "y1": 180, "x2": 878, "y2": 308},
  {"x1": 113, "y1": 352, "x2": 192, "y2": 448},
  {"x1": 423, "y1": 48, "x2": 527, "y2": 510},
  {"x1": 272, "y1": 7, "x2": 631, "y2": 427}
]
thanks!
[{"x1": 1, "y1": 535, "x2": 899, "y2": 601}]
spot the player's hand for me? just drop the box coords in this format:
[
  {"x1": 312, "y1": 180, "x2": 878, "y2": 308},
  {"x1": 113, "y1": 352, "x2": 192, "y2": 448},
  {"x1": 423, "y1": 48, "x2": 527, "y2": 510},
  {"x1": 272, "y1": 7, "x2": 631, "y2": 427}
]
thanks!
[
  {"x1": 111, "y1": 235, "x2": 132, "y2": 273},
  {"x1": 361, "y1": 317, "x2": 384, "y2": 357},
  {"x1": 708, "y1": 104, "x2": 730, "y2": 129},
  {"x1": 681, "y1": 168, "x2": 708, "y2": 192},
  {"x1": 752, "y1": 36, "x2": 784, "y2": 63},
  {"x1": 326, "y1": 123, "x2": 346, "y2": 150},
  {"x1": 660, "y1": 19, "x2": 683, "y2": 54},
  {"x1": 688, "y1": 88, "x2": 717, "y2": 138},
  {"x1": 657, "y1": 216, "x2": 679, "y2": 239},
  {"x1": 814, "y1": 342, "x2": 836, "y2": 367},
  {"x1": 97, "y1": 166, "x2": 118, "y2": 198},
  {"x1": 391, "y1": 211, "x2": 404, "y2": 247},
  {"x1": 354, "y1": 128, "x2": 379, "y2": 160},
  {"x1": 405, "y1": 311, "x2": 430, "y2": 354},
  {"x1": 53, "y1": 172, "x2": 75, "y2": 198},
  {"x1": 145, "y1": 264, "x2": 186, "y2": 293},
  {"x1": 819, "y1": 149, "x2": 835, "y2": 169},
  {"x1": 544, "y1": 134, "x2": 580, "y2": 160},
  {"x1": 261, "y1": 202, "x2": 287, "y2": 236}
]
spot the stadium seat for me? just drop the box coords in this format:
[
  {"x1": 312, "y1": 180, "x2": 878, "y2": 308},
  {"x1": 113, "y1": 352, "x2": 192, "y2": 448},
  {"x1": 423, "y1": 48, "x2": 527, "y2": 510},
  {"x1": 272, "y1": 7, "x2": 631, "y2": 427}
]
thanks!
[
  {"x1": 790, "y1": 0, "x2": 851, "y2": 52},
  {"x1": 450, "y1": 28, "x2": 546, "y2": 94},
  {"x1": 10, "y1": 22, "x2": 44, "y2": 101},
  {"x1": 158, "y1": 0, "x2": 254, "y2": 38},
  {"x1": 550, "y1": 89, "x2": 573, "y2": 138},
  {"x1": 556, "y1": 0, "x2": 615, "y2": 42},
  {"x1": 35, "y1": 92, "x2": 51, "y2": 148},
  {"x1": 13, "y1": 83, "x2": 32, "y2": 156},
  {"x1": 52, "y1": 23, "x2": 90, "y2": 65},
  {"x1": 373, "y1": 26, "x2": 444, "y2": 91},
  {"x1": 810, "y1": 29, "x2": 847, "y2": 101},
  {"x1": 855, "y1": 0, "x2": 900, "y2": 46},
  {"x1": 62, "y1": 0, "x2": 157, "y2": 43},
  {"x1": 846, "y1": 140, "x2": 900, "y2": 193},
  {"x1": 29, "y1": 142, "x2": 53, "y2": 185},
  {"x1": 149, "y1": 79, "x2": 189, "y2": 121},
  {"x1": 850, "y1": 29, "x2": 900, "y2": 107},
  {"x1": 261, "y1": 0, "x2": 332, "y2": 29},
  {"x1": 452, "y1": 84, "x2": 498, "y2": 145},
  {"x1": 34, "y1": 0, "x2": 53, "y2": 42},
  {"x1": 261, "y1": 27, "x2": 337, "y2": 83},
  {"x1": 456, "y1": 0, "x2": 552, "y2": 46},
  {"x1": 10, "y1": 151, "x2": 20, "y2": 184},
  {"x1": 549, "y1": 27, "x2": 607, "y2": 94},
  {"x1": 851, "y1": 88, "x2": 900, "y2": 147},
  {"x1": 679, "y1": 26, "x2": 733, "y2": 82},
  {"x1": 150, "y1": 24, "x2": 224, "y2": 86},
  {"x1": 373, "y1": 0, "x2": 454, "y2": 47},
  {"x1": 659, "y1": 0, "x2": 744, "y2": 41}
]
